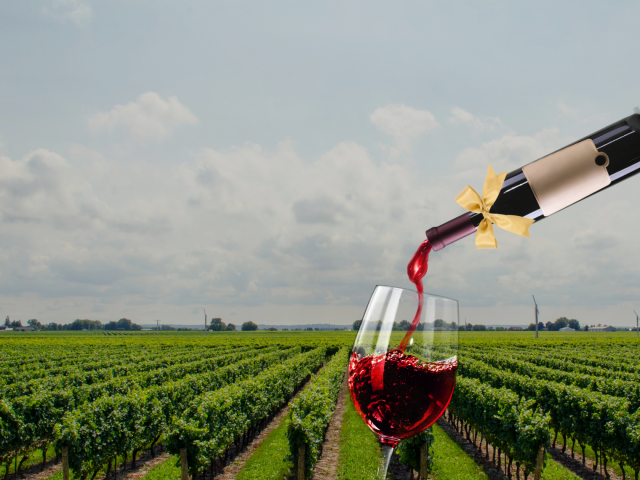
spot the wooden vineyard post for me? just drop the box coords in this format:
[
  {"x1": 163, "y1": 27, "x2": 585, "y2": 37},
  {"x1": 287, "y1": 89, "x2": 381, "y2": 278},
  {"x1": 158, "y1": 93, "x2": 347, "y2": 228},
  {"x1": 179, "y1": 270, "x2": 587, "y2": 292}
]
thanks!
[
  {"x1": 297, "y1": 444, "x2": 305, "y2": 480},
  {"x1": 420, "y1": 443, "x2": 428, "y2": 479},
  {"x1": 534, "y1": 444, "x2": 545, "y2": 480},
  {"x1": 62, "y1": 447, "x2": 69, "y2": 480},
  {"x1": 180, "y1": 448, "x2": 189, "y2": 480}
]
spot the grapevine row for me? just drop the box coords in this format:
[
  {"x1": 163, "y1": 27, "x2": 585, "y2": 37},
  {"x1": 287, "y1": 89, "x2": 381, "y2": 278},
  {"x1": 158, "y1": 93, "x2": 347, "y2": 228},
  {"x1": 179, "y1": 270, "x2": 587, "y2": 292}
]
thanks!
[
  {"x1": 449, "y1": 376, "x2": 550, "y2": 477},
  {"x1": 166, "y1": 347, "x2": 327, "y2": 478},
  {"x1": 459, "y1": 357, "x2": 640, "y2": 474},
  {"x1": 287, "y1": 347, "x2": 349, "y2": 477},
  {"x1": 463, "y1": 350, "x2": 640, "y2": 410},
  {"x1": 2, "y1": 345, "x2": 258, "y2": 399},
  {"x1": 464, "y1": 345, "x2": 640, "y2": 380},
  {"x1": 0, "y1": 344, "x2": 243, "y2": 387},
  {"x1": 0, "y1": 347, "x2": 288, "y2": 474},
  {"x1": 58, "y1": 346, "x2": 303, "y2": 480}
]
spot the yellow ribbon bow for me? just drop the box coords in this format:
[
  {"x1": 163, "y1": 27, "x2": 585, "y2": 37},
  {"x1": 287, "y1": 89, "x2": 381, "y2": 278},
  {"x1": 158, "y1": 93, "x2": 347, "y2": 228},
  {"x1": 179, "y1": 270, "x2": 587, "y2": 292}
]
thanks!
[{"x1": 455, "y1": 165, "x2": 535, "y2": 249}]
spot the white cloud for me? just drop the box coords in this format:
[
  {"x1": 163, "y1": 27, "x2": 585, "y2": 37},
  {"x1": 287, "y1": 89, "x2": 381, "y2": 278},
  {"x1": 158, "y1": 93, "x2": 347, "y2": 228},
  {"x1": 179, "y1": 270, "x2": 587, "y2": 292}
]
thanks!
[
  {"x1": 3, "y1": 124, "x2": 640, "y2": 327},
  {"x1": 0, "y1": 148, "x2": 169, "y2": 234},
  {"x1": 556, "y1": 100, "x2": 608, "y2": 124},
  {"x1": 370, "y1": 104, "x2": 439, "y2": 152},
  {"x1": 88, "y1": 92, "x2": 198, "y2": 141},
  {"x1": 454, "y1": 128, "x2": 574, "y2": 176},
  {"x1": 449, "y1": 107, "x2": 502, "y2": 131},
  {"x1": 42, "y1": 0, "x2": 92, "y2": 25},
  {"x1": 557, "y1": 100, "x2": 580, "y2": 119},
  {"x1": 0, "y1": 148, "x2": 108, "y2": 227}
]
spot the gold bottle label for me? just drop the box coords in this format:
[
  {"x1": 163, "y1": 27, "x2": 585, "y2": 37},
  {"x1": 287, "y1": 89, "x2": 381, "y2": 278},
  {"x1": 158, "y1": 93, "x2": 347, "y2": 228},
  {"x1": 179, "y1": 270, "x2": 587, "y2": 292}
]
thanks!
[{"x1": 522, "y1": 139, "x2": 610, "y2": 216}]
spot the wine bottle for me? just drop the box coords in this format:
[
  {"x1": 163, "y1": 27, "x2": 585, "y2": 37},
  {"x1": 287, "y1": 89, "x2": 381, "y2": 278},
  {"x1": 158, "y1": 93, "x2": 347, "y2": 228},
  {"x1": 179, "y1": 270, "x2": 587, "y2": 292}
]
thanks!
[{"x1": 426, "y1": 112, "x2": 640, "y2": 251}]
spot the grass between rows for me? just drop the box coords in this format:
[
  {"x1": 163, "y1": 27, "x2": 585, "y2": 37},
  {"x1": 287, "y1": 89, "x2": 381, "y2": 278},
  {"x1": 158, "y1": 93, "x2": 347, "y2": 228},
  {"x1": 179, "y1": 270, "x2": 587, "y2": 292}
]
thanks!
[
  {"x1": 235, "y1": 415, "x2": 293, "y2": 480},
  {"x1": 541, "y1": 455, "x2": 582, "y2": 480},
  {"x1": 335, "y1": 394, "x2": 382, "y2": 480},
  {"x1": 430, "y1": 422, "x2": 490, "y2": 479},
  {"x1": 140, "y1": 455, "x2": 181, "y2": 480}
]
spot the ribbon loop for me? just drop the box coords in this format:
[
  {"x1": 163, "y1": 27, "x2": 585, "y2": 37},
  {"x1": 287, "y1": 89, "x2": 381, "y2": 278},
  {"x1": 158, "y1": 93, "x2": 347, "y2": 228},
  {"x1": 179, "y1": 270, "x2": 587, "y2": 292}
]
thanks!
[{"x1": 455, "y1": 165, "x2": 535, "y2": 249}]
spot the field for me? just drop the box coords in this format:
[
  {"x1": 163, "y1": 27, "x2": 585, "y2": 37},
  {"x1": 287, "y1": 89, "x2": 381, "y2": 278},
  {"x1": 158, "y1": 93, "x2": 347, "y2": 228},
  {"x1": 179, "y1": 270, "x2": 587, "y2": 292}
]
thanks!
[{"x1": 1, "y1": 330, "x2": 638, "y2": 480}]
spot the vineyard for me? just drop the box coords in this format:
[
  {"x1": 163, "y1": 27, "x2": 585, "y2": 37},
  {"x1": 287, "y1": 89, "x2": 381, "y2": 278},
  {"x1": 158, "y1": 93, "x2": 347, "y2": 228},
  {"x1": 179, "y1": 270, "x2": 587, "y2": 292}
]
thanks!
[{"x1": 0, "y1": 330, "x2": 638, "y2": 480}]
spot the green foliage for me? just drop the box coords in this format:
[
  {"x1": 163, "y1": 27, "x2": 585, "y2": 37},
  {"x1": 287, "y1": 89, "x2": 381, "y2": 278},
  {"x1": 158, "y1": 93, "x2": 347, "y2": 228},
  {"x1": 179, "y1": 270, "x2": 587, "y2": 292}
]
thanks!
[
  {"x1": 208, "y1": 317, "x2": 226, "y2": 331},
  {"x1": 460, "y1": 347, "x2": 640, "y2": 474},
  {"x1": 58, "y1": 347, "x2": 299, "y2": 478},
  {"x1": 27, "y1": 319, "x2": 43, "y2": 330},
  {"x1": 68, "y1": 319, "x2": 103, "y2": 331},
  {"x1": 395, "y1": 427, "x2": 434, "y2": 474},
  {"x1": 166, "y1": 347, "x2": 326, "y2": 477},
  {"x1": 450, "y1": 376, "x2": 551, "y2": 474},
  {"x1": 242, "y1": 321, "x2": 258, "y2": 331},
  {"x1": 287, "y1": 348, "x2": 349, "y2": 477}
]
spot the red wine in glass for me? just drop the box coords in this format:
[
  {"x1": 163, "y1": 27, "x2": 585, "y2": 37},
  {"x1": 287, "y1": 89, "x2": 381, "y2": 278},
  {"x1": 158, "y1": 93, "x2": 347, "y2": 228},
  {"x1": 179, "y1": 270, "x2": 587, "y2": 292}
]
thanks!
[{"x1": 349, "y1": 349, "x2": 457, "y2": 446}]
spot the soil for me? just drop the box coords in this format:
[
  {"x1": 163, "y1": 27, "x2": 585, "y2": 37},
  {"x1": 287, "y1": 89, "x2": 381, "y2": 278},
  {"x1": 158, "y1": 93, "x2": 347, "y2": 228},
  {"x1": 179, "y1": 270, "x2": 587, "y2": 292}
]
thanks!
[{"x1": 311, "y1": 372, "x2": 348, "y2": 480}]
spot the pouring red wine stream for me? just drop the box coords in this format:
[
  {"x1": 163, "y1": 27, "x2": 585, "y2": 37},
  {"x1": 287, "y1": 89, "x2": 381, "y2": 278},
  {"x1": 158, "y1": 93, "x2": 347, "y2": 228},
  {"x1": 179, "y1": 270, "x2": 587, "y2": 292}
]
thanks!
[{"x1": 398, "y1": 238, "x2": 432, "y2": 352}]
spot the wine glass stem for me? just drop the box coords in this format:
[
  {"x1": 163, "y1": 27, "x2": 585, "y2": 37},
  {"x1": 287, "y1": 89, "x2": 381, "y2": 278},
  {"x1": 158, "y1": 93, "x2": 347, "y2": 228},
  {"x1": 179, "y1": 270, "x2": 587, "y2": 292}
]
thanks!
[{"x1": 378, "y1": 444, "x2": 394, "y2": 480}]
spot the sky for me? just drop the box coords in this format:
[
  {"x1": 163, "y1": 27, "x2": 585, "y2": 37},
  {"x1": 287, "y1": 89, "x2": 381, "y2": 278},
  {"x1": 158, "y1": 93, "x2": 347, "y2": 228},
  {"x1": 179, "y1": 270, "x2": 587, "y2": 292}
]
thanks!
[{"x1": 1, "y1": 0, "x2": 640, "y2": 328}]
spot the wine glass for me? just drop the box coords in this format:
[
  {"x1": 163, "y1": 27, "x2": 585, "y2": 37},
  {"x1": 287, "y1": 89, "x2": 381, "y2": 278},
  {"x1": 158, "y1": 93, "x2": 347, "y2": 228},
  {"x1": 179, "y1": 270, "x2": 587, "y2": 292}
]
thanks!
[{"x1": 348, "y1": 285, "x2": 459, "y2": 479}]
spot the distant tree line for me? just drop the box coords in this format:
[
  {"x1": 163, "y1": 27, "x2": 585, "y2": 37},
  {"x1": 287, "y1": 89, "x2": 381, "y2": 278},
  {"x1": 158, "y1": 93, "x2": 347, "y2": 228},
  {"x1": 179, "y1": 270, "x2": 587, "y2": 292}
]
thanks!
[
  {"x1": 4, "y1": 316, "x2": 143, "y2": 331},
  {"x1": 207, "y1": 317, "x2": 237, "y2": 331},
  {"x1": 527, "y1": 317, "x2": 580, "y2": 331},
  {"x1": 459, "y1": 323, "x2": 488, "y2": 331}
]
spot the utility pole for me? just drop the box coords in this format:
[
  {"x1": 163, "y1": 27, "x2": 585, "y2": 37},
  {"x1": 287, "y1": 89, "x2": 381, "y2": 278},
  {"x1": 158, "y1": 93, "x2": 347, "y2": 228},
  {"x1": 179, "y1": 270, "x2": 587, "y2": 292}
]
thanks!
[
  {"x1": 464, "y1": 318, "x2": 467, "y2": 332},
  {"x1": 204, "y1": 309, "x2": 207, "y2": 336},
  {"x1": 156, "y1": 319, "x2": 160, "y2": 334},
  {"x1": 532, "y1": 295, "x2": 540, "y2": 338},
  {"x1": 635, "y1": 310, "x2": 639, "y2": 337}
]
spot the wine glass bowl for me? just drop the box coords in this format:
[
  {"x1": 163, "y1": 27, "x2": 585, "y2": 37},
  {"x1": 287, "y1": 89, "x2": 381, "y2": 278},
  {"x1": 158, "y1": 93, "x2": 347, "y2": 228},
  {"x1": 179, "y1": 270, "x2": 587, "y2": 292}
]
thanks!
[{"x1": 348, "y1": 285, "x2": 459, "y2": 477}]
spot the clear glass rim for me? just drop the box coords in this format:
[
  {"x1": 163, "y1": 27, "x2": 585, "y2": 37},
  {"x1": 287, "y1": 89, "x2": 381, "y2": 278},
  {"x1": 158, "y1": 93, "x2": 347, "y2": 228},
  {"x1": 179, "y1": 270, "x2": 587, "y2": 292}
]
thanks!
[{"x1": 373, "y1": 284, "x2": 459, "y2": 304}]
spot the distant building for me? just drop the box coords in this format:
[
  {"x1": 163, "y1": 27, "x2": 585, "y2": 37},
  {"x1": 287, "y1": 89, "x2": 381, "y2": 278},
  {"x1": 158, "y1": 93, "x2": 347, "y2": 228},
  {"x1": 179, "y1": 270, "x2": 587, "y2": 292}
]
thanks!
[
  {"x1": 559, "y1": 326, "x2": 575, "y2": 332},
  {"x1": 0, "y1": 326, "x2": 12, "y2": 331},
  {"x1": 507, "y1": 326, "x2": 523, "y2": 331},
  {"x1": 13, "y1": 327, "x2": 35, "y2": 332},
  {"x1": 589, "y1": 325, "x2": 616, "y2": 332}
]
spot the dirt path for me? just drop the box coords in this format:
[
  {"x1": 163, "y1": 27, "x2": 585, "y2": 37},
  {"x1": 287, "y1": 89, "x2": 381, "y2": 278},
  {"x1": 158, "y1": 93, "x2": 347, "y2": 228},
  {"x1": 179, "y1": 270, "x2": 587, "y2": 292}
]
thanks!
[{"x1": 311, "y1": 371, "x2": 348, "y2": 480}]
